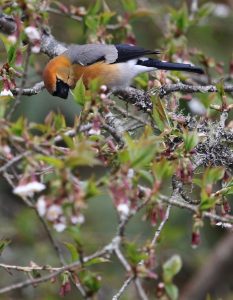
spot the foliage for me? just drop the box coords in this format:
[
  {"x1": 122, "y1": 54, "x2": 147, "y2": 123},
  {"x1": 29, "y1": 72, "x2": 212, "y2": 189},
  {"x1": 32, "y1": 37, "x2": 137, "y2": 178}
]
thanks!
[{"x1": 0, "y1": 1, "x2": 233, "y2": 300}]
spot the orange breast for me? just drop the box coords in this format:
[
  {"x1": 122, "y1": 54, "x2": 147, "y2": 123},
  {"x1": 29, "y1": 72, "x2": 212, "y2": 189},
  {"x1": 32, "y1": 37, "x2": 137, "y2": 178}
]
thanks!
[{"x1": 71, "y1": 62, "x2": 120, "y2": 88}]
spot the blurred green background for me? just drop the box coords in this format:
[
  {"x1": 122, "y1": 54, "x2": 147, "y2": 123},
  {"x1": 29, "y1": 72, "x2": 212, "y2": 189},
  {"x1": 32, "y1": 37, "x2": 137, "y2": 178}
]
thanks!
[{"x1": 0, "y1": 0, "x2": 233, "y2": 299}]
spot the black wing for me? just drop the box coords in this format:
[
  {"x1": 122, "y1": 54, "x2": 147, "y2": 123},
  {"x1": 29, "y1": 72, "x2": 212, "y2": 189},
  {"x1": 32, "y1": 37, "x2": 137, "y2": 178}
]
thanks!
[{"x1": 114, "y1": 44, "x2": 160, "y2": 63}]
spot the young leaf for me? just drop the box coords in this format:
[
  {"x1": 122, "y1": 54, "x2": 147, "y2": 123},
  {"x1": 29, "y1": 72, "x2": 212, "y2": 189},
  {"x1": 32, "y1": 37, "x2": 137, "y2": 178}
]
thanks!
[
  {"x1": 71, "y1": 77, "x2": 86, "y2": 106},
  {"x1": 165, "y1": 283, "x2": 179, "y2": 300},
  {"x1": 7, "y1": 44, "x2": 17, "y2": 65},
  {"x1": 163, "y1": 255, "x2": 182, "y2": 283},
  {"x1": 88, "y1": 0, "x2": 102, "y2": 15},
  {"x1": 153, "y1": 96, "x2": 171, "y2": 132},
  {"x1": 152, "y1": 159, "x2": 174, "y2": 182},
  {"x1": 84, "y1": 257, "x2": 109, "y2": 267},
  {"x1": 183, "y1": 130, "x2": 198, "y2": 152},
  {"x1": 37, "y1": 155, "x2": 64, "y2": 169},
  {"x1": 0, "y1": 239, "x2": 11, "y2": 256},
  {"x1": 63, "y1": 242, "x2": 79, "y2": 262},
  {"x1": 203, "y1": 167, "x2": 225, "y2": 186},
  {"x1": 121, "y1": 0, "x2": 137, "y2": 13},
  {"x1": 80, "y1": 270, "x2": 101, "y2": 293},
  {"x1": 125, "y1": 242, "x2": 147, "y2": 265}
]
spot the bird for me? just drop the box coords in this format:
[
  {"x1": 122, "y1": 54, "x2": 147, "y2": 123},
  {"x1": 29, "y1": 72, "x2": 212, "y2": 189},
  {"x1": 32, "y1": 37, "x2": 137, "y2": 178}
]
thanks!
[{"x1": 43, "y1": 44, "x2": 204, "y2": 99}]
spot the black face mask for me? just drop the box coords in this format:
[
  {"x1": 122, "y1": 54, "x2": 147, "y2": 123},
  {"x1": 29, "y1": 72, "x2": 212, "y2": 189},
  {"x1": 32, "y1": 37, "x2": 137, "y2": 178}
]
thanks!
[{"x1": 52, "y1": 78, "x2": 70, "y2": 99}]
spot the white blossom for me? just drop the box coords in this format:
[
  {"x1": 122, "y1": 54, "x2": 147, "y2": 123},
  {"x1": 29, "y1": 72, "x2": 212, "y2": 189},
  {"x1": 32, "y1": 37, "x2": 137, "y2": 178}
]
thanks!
[
  {"x1": 77, "y1": 6, "x2": 86, "y2": 16},
  {"x1": 117, "y1": 203, "x2": 130, "y2": 218},
  {"x1": 13, "y1": 181, "x2": 46, "y2": 197},
  {"x1": 7, "y1": 35, "x2": 17, "y2": 44},
  {"x1": 71, "y1": 214, "x2": 85, "y2": 225},
  {"x1": 36, "y1": 196, "x2": 46, "y2": 217},
  {"x1": 1, "y1": 145, "x2": 11, "y2": 156},
  {"x1": 188, "y1": 98, "x2": 206, "y2": 115},
  {"x1": 46, "y1": 204, "x2": 62, "y2": 221},
  {"x1": 100, "y1": 85, "x2": 107, "y2": 92},
  {"x1": 0, "y1": 89, "x2": 13, "y2": 98},
  {"x1": 127, "y1": 168, "x2": 134, "y2": 179},
  {"x1": 214, "y1": 5, "x2": 230, "y2": 18},
  {"x1": 88, "y1": 128, "x2": 101, "y2": 135},
  {"x1": 53, "y1": 222, "x2": 66, "y2": 232},
  {"x1": 31, "y1": 44, "x2": 41, "y2": 53},
  {"x1": 100, "y1": 93, "x2": 107, "y2": 100},
  {"x1": 25, "y1": 26, "x2": 41, "y2": 41}
]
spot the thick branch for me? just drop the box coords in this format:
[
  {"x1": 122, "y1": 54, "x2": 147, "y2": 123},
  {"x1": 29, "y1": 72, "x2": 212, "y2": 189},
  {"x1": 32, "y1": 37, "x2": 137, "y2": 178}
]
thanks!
[
  {"x1": 113, "y1": 88, "x2": 152, "y2": 112},
  {"x1": 40, "y1": 30, "x2": 67, "y2": 57}
]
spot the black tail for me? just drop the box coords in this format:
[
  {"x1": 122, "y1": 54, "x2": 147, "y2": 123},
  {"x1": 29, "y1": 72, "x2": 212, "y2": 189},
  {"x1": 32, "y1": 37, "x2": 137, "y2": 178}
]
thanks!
[{"x1": 137, "y1": 58, "x2": 204, "y2": 74}]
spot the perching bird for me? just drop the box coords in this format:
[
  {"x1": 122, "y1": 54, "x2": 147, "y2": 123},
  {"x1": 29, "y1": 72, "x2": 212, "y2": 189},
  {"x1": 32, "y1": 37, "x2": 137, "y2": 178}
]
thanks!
[{"x1": 43, "y1": 44, "x2": 204, "y2": 99}]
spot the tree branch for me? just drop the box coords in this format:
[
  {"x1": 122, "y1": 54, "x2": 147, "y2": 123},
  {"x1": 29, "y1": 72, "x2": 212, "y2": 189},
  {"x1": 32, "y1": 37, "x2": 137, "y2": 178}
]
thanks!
[
  {"x1": 12, "y1": 81, "x2": 45, "y2": 96},
  {"x1": 157, "y1": 83, "x2": 233, "y2": 97}
]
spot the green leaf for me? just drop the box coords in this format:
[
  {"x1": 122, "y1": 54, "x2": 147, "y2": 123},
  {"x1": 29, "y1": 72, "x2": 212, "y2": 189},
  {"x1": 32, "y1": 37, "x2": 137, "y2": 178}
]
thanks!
[
  {"x1": 153, "y1": 96, "x2": 171, "y2": 132},
  {"x1": 38, "y1": 155, "x2": 64, "y2": 169},
  {"x1": 10, "y1": 117, "x2": 26, "y2": 136},
  {"x1": 152, "y1": 159, "x2": 174, "y2": 182},
  {"x1": 64, "y1": 242, "x2": 79, "y2": 262},
  {"x1": 62, "y1": 134, "x2": 75, "y2": 149},
  {"x1": 84, "y1": 179, "x2": 100, "y2": 199},
  {"x1": 61, "y1": 138, "x2": 99, "y2": 168},
  {"x1": 200, "y1": 197, "x2": 216, "y2": 210},
  {"x1": 85, "y1": 15, "x2": 100, "y2": 31},
  {"x1": 53, "y1": 114, "x2": 66, "y2": 130},
  {"x1": 125, "y1": 242, "x2": 147, "y2": 265},
  {"x1": 121, "y1": 0, "x2": 137, "y2": 13},
  {"x1": 138, "y1": 170, "x2": 154, "y2": 186},
  {"x1": 0, "y1": 239, "x2": 11, "y2": 256},
  {"x1": 193, "y1": 178, "x2": 202, "y2": 188},
  {"x1": 7, "y1": 44, "x2": 17, "y2": 65},
  {"x1": 197, "y1": 3, "x2": 215, "y2": 20},
  {"x1": 165, "y1": 283, "x2": 179, "y2": 300},
  {"x1": 67, "y1": 226, "x2": 83, "y2": 245},
  {"x1": 163, "y1": 255, "x2": 182, "y2": 283},
  {"x1": 223, "y1": 180, "x2": 233, "y2": 195},
  {"x1": 88, "y1": 0, "x2": 102, "y2": 15},
  {"x1": 169, "y1": 4, "x2": 190, "y2": 34},
  {"x1": 216, "y1": 80, "x2": 225, "y2": 98},
  {"x1": 80, "y1": 270, "x2": 101, "y2": 293},
  {"x1": 183, "y1": 130, "x2": 198, "y2": 152},
  {"x1": 119, "y1": 127, "x2": 159, "y2": 169},
  {"x1": 84, "y1": 257, "x2": 109, "y2": 267},
  {"x1": 203, "y1": 167, "x2": 225, "y2": 186},
  {"x1": 71, "y1": 77, "x2": 86, "y2": 106},
  {"x1": 100, "y1": 11, "x2": 115, "y2": 25}
]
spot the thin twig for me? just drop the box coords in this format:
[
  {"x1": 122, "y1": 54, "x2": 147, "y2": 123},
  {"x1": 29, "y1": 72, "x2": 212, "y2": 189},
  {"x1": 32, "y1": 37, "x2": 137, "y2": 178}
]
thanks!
[
  {"x1": 0, "y1": 151, "x2": 30, "y2": 173},
  {"x1": 112, "y1": 275, "x2": 134, "y2": 300},
  {"x1": 47, "y1": 7, "x2": 122, "y2": 30},
  {"x1": 0, "y1": 246, "x2": 109, "y2": 295},
  {"x1": 134, "y1": 278, "x2": 149, "y2": 300},
  {"x1": 159, "y1": 194, "x2": 233, "y2": 224},
  {"x1": 36, "y1": 211, "x2": 66, "y2": 266},
  {"x1": 150, "y1": 204, "x2": 172, "y2": 247}
]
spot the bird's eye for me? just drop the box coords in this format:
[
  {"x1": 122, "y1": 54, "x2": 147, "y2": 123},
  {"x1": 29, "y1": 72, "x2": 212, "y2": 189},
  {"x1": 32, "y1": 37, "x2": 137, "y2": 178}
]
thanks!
[{"x1": 56, "y1": 78, "x2": 61, "y2": 83}]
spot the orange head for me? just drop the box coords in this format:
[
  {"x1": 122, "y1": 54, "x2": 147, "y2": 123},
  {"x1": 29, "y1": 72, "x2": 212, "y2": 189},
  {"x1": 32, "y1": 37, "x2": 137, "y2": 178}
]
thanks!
[{"x1": 43, "y1": 55, "x2": 73, "y2": 99}]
